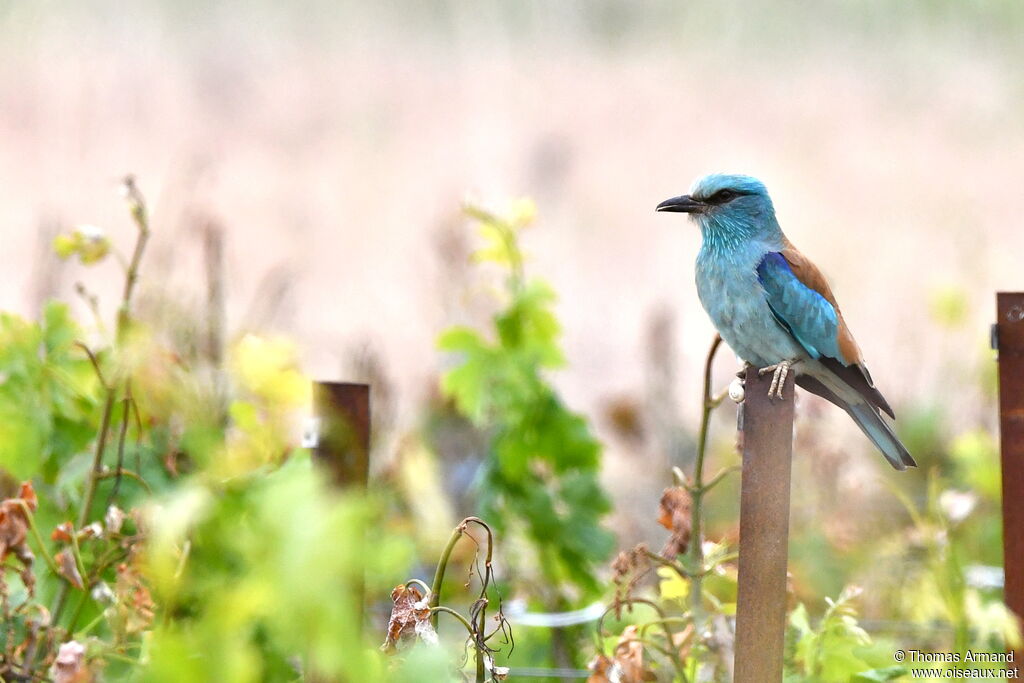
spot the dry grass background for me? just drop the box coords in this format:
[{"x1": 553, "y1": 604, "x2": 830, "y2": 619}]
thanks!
[{"x1": 2, "y1": 1, "x2": 1023, "y2": 543}]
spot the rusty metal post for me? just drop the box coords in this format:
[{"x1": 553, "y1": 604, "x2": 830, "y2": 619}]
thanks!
[
  {"x1": 734, "y1": 366, "x2": 795, "y2": 683},
  {"x1": 310, "y1": 382, "x2": 370, "y2": 646},
  {"x1": 995, "y1": 293, "x2": 1024, "y2": 674},
  {"x1": 312, "y1": 382, "x2": 370, "y2": 489}
]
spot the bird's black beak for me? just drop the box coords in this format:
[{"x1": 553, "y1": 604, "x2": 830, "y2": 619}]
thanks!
[{"x1": 656, "y1": 194, "x2": 705, "y2": 214}]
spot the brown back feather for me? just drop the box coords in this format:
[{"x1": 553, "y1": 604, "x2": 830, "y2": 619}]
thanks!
[{"x1": 780, "y1": 240, "x2": 895, "y2": 419}]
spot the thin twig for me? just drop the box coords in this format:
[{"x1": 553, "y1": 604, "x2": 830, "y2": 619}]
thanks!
[
  {"x1": 95, "y1": 468, "x2": 151, "y2": 493},
  {"x1": 429, "y1": 519, "x2": 469, "y2": 629},
  {"x1": 686, "y1": 334, "x2": 723, "y2": 626},
  {"x1": 703, "y1": 465, "x2": 741, "y2": 494},
  {"x1": 425, "y1": 516, "x2": 506, "y2": 680},
  {"x1": 430, "y1": 606, "x2": 476, "y2": 635},
  {"x1": 403, "y1": 579, "x2": 431, "y2": 595},
  {"x1": 73, "y1": 342, "x2": 109, "y2": 390},
  {"x1": 105, "y1": 386, "x2": 133, "y2": 510},
  {"x1": 48, "y1": 176, "x2": 151, "y2": 650},
  {"x1": 11, "y1": 502, "x2": 61, "y2": 578}
]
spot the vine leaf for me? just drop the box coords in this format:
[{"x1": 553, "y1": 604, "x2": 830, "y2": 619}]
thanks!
[
  {"x1": 587, "y1": 626, "x2": 656, "y2": 683},
  {"x1": 381, "y1": 584, "x2": 437, "y2": 652},
  {"x1": 658, "y1": 486, "x2": 692, "y2": 557},
  {"x1": 0, "y1": 481, "x2": 37, "y2": 595},
  {"x1": 55, "y1": 549, "x2": 84, "y2": 589}
]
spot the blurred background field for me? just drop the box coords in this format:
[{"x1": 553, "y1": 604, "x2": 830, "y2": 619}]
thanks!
[{"x1": 1, "y1": 1, "x2": 1023, "y2": 679}]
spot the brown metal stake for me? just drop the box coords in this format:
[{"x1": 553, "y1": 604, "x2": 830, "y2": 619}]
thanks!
[
  {"x1": 995, "y1": 293, "x2": 1024, "y2": 675},
  {"x1": 734, "y1": 366, "x2": 795, "y2": 683},
  {"x1": 311, "y1": 381, "x2": 370, "y2": 647},
  {"x1": 312, "y1": 382, "x2": 370, "y2": 489}
]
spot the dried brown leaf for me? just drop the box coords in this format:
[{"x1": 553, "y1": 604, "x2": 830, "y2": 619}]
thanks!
[
  {"x1": 105, "y1": 505, "x2": 126, "y2": 536},
  {"x1": 52, "y1": 521, "x2": 75, "y2": 542},
  {"x1": 658, "y1": 486, "x2": 692, "y2": 557},
  {"x1": 586, "y1": 654, "x2": 613, "y2": 683},
  {"x1": 114, "y1": 561, "x2": 155, "y2": 634},
  {"x1": 18, "y1": 481, "x2": 38, "y2": 512},
  {"x1": 381, "y1": 584, "x2": 435, "y2": 652},
  {"x1": 56, "y1": 549, "x2": 84, "y2": 590},
  {"x1": 0, "y1": 482, "x2": 37, "y2": 594},
  {"x1": 587, "y1": 626, "x2": 657, "y2": 683},
  {"x1": 79, "y1": 522, "x2": 102, "y2": 539},
  {"x1": 0, "y1": 499, "x2": 30, "y2": 554},
  {"x1": 613, "y1": 626, "x2": 657, "y2": 682}
]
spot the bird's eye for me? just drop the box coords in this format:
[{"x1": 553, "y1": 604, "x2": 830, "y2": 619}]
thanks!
[{"x1": 711, "y1": 190, "x2": 737, "y2": 203}]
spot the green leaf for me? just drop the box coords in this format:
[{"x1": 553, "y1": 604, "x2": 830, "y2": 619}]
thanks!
[
  {"x1": 437, "y1": 326, "x2": 486, "y2": 353},
  {"x1": 0, "y1": 306, "x2": 99, "y2": 479},
  {"x1": 43, "y1": 302, "x2": 77, "y2": 354},
  {"x1": 437, "y1": 198, "x2": 614, "y2": 600}
]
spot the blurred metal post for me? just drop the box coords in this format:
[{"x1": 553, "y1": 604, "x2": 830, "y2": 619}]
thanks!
[
  {"x1": 310, "y1": 381, "x2": 370, "y2": 649},
  {"x1": 995, "y1": 293, "x2": 1024, "y2": 674},
  {"x1": 312, "y1": 382, "x2": 370, "y2": 489},
  {"x1": 734, "y1": 366, "x2": 795, "y2": 683}
]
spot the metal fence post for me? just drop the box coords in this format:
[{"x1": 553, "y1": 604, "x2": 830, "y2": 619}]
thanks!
[
  {"x1": 312, "y1": 381, "x2": 370, "y2": 488},
  {"x1": 734, "y1": 366, "x2": 795, "y2": 683},
  {"x1": 995, "y1": 293, "x2": 1024, "y2": 674},
  {"x1": 310, "y1": 381, "x2": 370, "y2": 648}
]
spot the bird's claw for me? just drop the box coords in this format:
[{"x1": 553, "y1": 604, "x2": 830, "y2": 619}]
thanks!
[{"x1": 757, "y1": 360, "x2": 799, "y2": 400}]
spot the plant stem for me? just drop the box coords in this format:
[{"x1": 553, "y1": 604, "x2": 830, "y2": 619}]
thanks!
[
  {"x1": 429, "y1": 519, "x2": 469, "y2": 629},
  {"x1": 117, "y1": 176, "x2": 150, "y2": 344},
  {"x1": 685, "y1": 334, "x2": 723, "y2": 629},
  {"x1": 48, "y1": 177, "x2": 151, "y2": 640},
  {"x1": 476, "y1": 605, "x2": 486, "y2": 683},
  {"x1": 14, "y1": 501, "x2": 61, "y2": 577},
  {"x1": 105, "y1": 389, "x2": 133, "y2": 510},
  {"x1": 404, "y1": 579, "x2": 431, "y2": 595},
  {"x1": 430, "y1": 606, "x2": 476, "y2": 635},
  {"x1": 95, "y1": 468, "x2": 151, "y2": 493},
  {"x1": 638, "y1": 547, "x2": 687, "y2": 581},
  {"x1": 427, "y1": 516, "x2": 499, "y2": 679},
  {"x1": 76, "y1": 394, "x2": 116, "y2": 530}
]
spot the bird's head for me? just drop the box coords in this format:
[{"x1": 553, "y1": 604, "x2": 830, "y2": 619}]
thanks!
[{"x1": 656, "y1": 174, "x2": 779, "y2": 243}]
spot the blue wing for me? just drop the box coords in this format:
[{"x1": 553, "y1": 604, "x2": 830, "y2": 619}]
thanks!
[
  {"x1": 756, "y1": 252, "x2": 846, "y2": 363},
  {"x1": 756, "y1": 250, "x2": 897, "y2": 421}
]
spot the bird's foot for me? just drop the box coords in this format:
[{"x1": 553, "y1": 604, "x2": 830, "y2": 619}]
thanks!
[{"x1": 757, "y1": 359, "x2": 800, "y2": 400}]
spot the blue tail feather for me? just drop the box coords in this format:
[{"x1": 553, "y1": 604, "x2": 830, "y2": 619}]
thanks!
[
  {"x1": 846, "y1": 402, "x2": 916, "y2": 471},
  {"x1": 796, "y1": 374, "x2": 915, "y2": 470}
]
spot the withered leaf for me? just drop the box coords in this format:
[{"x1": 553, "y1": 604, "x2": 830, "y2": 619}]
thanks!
[
  {"x1": 56, "y1": 549, "x2": 84, "y2": 590},
  {"x1": 381, "y1": 584, "x2": 436, "y2": 652},
  {"x1": 658, "y1": 486, "x2": 692, "y2": 557},
  {"x1": 52, "y1": 521, "x2": 75, "y2": 542},
  {"x1": 0, "y1": 481, "x2": 37, "y2": 595},
  {"x1": 105, "y1": 505, "x2": 126, "y2": 535},
  {"x1": 114, "y1": 561, "x2": 156, "y2": 634},
  {"x1": 19, "y1": 481, "x2": 38, "y2": 511},
  {"x1": 587, "y1": 654, "x2": 613, "y2": 683},
  {"x1": 586, "y1": 626, "x2": 657, "y2": 683}
]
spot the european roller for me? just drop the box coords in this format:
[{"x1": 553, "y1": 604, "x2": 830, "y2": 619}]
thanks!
[{"x1": 657, "y1": 173, "x2": 916, "y2": 470}]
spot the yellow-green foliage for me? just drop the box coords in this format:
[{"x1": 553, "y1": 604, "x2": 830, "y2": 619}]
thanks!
[
  {"x1": 140, "y1": 459, "x2": 428, "y2": 682},
  {"x1": 0, "y1": 303, "x2": 101, "y2": 481},
  {"x1": 439, "y1": 201, "x2": 614, "y2": 599},
  {"x1": 786, "y1": 587, "x2": 906, "y2": 683}
]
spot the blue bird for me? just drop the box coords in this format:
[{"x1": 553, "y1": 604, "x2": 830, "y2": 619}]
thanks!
[{"x1": 657, "y1": 173, "x2": 915, "y2": 470}]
